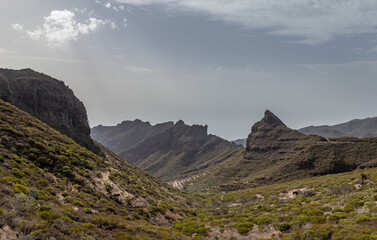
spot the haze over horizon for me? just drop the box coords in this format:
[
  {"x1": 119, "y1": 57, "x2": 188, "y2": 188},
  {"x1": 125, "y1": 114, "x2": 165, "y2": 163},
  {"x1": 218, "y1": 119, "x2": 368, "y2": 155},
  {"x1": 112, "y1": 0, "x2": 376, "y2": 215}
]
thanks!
[{"x1": 2, "y1": 0, "x2": 377, "y2": 140}]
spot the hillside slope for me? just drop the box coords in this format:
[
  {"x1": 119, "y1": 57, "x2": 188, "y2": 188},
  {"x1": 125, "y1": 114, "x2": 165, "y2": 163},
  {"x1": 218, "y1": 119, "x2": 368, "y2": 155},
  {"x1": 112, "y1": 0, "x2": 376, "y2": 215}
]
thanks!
[
  {"x1": 0, "y1": 68, "x2": 99, "y2": 154},
  {"x1": 0, "y1": 99, "x2": 197, "y2": 239},
  {"x1": 299, "y1": 116, "x2": 377, "y2": 138},
  {"x1": 93, "y1": 120, "x2": 242, "y2": 182}
]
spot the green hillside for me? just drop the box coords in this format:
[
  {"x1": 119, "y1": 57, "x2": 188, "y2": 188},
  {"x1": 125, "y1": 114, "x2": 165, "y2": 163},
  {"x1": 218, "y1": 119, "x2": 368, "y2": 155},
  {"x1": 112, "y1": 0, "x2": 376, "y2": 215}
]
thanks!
[
  {"x1": 174, "y1": 167, "x2": 377, "y2": 239},
  {"x1": 0, "y1": 99, "x2": 198, "y2": 239}
]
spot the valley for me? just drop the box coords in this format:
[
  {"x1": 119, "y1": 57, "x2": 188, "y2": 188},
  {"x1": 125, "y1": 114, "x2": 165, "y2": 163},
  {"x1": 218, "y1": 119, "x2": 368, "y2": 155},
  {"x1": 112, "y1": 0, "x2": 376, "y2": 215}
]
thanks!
[{"x1": 2, "y1": 69, "x2": 377, "y2": 240}]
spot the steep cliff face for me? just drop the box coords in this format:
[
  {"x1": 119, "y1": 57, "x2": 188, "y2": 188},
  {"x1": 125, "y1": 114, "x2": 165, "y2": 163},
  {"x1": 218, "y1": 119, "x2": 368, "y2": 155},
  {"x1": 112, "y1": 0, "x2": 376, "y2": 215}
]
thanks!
[{"x1": 0, "y1": 68, "x2": 98, "y2": 153}]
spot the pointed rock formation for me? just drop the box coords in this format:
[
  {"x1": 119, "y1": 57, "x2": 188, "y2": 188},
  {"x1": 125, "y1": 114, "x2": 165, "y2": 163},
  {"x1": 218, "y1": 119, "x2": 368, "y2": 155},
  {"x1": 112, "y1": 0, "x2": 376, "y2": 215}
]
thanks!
[
  {"x1": 245, "y1": 110, "x2": 323, "y2": 157},
  {"x1": 203, "y1": 110, "x2": 377, "y2": 191}
]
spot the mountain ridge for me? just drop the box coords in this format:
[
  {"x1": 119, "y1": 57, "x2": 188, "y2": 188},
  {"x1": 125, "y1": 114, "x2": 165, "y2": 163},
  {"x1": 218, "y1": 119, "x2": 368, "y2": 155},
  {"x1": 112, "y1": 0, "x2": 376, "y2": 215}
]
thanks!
[
  {"x1": 299, "y1": 116, "x2": 377, "y2": 138},
  {"x1": 92, "y1": 119, "x2": 242, "y2": 182}
]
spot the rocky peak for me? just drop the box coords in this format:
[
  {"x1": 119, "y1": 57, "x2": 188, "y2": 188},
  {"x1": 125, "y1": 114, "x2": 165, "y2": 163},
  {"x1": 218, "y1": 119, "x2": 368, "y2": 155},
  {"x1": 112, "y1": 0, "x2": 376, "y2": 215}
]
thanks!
[
  {"x1": 261, "y1": 110, "x2": 286, "y2": 127},
  {"x1": 246, "y1": 110, "x2": 312, "y2": 154},
  {"x1": 0, "y1": 68, "x2": 99, "y2": 154},
  {"x1": 175, "y1": 120, "x2": 185, "y2": 126}
]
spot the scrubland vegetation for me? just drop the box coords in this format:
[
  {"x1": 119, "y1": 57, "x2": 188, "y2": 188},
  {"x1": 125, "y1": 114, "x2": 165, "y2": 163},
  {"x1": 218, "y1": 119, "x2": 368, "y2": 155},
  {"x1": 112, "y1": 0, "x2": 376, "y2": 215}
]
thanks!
[{"x1": 2, "y1": 98, "x2": 377, "y2": 239}]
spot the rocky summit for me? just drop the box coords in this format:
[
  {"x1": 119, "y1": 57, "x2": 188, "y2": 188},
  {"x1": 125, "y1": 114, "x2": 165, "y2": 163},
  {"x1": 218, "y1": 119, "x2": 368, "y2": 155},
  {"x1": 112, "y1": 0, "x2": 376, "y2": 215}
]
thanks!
[
  {"x1": 0, "y1": 68, "x2": 99, "y2": 154},
  {"x1": 187, "y1": 110, "x2": 377, "y2": 192}
]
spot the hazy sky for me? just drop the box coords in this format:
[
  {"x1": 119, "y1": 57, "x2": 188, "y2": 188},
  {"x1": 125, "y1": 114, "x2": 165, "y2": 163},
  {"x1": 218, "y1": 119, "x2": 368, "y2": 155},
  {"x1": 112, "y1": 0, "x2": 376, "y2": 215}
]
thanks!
[{"x1": 2, "y1": 0, "x2": 377, "y2": 140}]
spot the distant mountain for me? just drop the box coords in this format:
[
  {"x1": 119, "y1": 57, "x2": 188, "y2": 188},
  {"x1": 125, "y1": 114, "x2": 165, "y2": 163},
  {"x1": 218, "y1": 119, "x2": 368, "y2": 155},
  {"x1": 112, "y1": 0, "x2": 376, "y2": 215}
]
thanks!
[
  {"x1": 92, "y1": 120, "x2": 242, "y2": 181},
  {"x1": 187, "y1": 110, "x2": 377, "y2": 192},
  {"x1": 299, "y1": 117, "x2": 377, "y2": 138},
  {"x1": 92, "y1": 120, "x2": 174, "y2": 153},
  {"x1": 232, "y1": 138, "x2": 246, "y2": 147},
  {"x1": 0, "y1": 68, "x2": 99, "y2": 154}
]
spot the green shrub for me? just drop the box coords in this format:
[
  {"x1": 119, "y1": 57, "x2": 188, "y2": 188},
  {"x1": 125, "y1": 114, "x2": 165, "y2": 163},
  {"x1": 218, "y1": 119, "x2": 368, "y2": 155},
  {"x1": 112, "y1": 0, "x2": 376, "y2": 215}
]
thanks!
[
  {"x1": 114, "y1": 233, "x2": 133, "y2": 240},
  {"x1": 39, "y1": 205, "x2": 52, "y2": 212},
  {"x1": 106, "y1": 205, "x2": 116, "y2": 213},
  {"x1": 81, "y1": 223, "x2": 96, "y2": 229},
  {"x1": 12, "y1": 168, "x2": 25, "y2": 178},
  {"x1": 305, "y1": 224, "x2": 334, "y2": 240},
  {"x1": 14, "y1": 184, "x2": 29, "y2": 194},
  {"x1": 38, "y1": 211, "x2": 57, "y2": 221},
  {"x1": 278, "y1": 223, "x2": 292, "y2": 232},
  {"x1": 83, "y1": 208, "x2": 93, "y2": 214},
  {"x1": 60, "y1": 216, "x2": 73, "y2": 223},
  {"x1": 73, "y1": 200, "x2": 84, "y2": 207},
  {"x1": 329, "y1": 212, "x2": 347, "y2": 221},
  {"x1": 234, "y1": 221, "x2": 253, "y2": 234},
  {"x1": 254, "y1": 214, "x2": 275, "y2": 225},
  {"x1": 62, "y1": 166, "x2": 74, "y2": 178},
  {"x1": 355, "y1": 214, "x2": 371, "y2": 223}
]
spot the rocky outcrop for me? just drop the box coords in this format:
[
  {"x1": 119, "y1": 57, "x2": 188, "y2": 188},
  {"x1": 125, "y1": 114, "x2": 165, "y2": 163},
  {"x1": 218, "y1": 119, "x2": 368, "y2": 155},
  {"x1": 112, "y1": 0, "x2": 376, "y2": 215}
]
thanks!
[
  {"x1": 0, "y1": 68, "x2": 98, "y2": 153},
  {"x1": 202, "y1": 110, "x2": 377, "y2": 191},
  {"x1": 245, "y1": 110, "x2": 324, "y2": 157}
]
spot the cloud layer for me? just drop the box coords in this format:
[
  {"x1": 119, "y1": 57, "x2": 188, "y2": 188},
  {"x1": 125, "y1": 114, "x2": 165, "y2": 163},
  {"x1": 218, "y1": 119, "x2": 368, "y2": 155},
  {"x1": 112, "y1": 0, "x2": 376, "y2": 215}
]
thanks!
[
  {"x1": 116, "y1": 0, "x2": 377, "y2": 45},
  {"x1": 13, "y1": 10, "x2": 108, "y2": 48}
]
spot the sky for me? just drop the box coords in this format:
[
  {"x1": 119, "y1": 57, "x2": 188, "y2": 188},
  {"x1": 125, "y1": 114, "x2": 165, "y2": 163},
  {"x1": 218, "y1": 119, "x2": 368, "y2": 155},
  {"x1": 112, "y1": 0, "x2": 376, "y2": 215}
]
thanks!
[{"x1": 2, "y1": 0, "x2": 377, "y2": 140}]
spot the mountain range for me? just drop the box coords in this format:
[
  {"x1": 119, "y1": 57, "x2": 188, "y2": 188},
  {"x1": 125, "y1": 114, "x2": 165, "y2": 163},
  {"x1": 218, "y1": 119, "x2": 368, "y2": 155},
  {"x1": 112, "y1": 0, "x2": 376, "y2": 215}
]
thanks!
[
  {"x1": 299, "y1": 117, "x2": 377, "y2": 138},
  {"x1": 3, "y1": 68, "x2": 377, "y2": 239},
  {"x1": 92, "y1": 120, "x2": 242, "y2": 181}
]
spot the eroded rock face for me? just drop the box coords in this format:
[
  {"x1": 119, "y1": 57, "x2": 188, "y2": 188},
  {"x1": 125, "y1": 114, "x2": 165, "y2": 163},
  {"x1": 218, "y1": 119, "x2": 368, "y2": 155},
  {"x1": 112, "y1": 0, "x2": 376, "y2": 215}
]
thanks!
[
  {"x1": 245, "y1": 110, "x2": 319, "y2": 155},
  {"x1": 0, "y1": 68, "x2": 98, "y2": 153},
  {"x1": 240, "y1": 110, "x2": 377, "y2": 184}
]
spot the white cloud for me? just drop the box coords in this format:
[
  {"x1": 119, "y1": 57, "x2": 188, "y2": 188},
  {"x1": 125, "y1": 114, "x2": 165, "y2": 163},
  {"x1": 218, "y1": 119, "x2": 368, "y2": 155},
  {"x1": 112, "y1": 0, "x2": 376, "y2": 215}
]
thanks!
[
  {"x1": 115, "y1": 0, "x2": 377, "y2": 45},
  {"x1": 14, "y1": 10, "x2": 108, "y2": 48},
  {"x1": 110, "y1": 21, "x2": 117, "y2": 30},
  {"x1": 105, "y1": 2, "x2": 112, "y2": 8},
  {"x1": 123, "y1": 18, "x2": 128, "y2": 27},
  {"x1": 11, "y1": 23, "x2": 24, "y2": 31}
]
